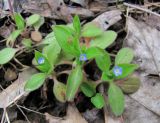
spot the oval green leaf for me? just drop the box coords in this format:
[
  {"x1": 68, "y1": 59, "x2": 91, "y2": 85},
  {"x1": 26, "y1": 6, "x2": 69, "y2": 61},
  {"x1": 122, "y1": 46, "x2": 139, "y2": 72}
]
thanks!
[
  {"x1": 14, "y1": 13, "x2": 25, "y2": 30},
  {"x1": 95, "y1": 52, "x2": 111, "y2": 72},
  {"x1": 25, "y1": 73, "x2": 46, "y2": 92},
  {"x1": 26, "y1": 14, "x2": 41, "y2": 26},
  {"x1": 7, "y1": 30, "x2": 22, "y2": 46},
  {"x1": 91, "y1": 93, "x2": 105, "y2": 109},
  {"x1": 86, "y1": 47, "x2": 104, "y2": 59},
  {"x1": 108, "y1": 83, "x2": 125, "y2": 116},
  {"x1": 33, "y1": 17, "x2": 45, "y2": 31},
  {"x1": 0, "y1": 48, "x2": 17, "y2": 65},
  {"x1": 81, "y1": 22, "x2": 103, "y2": 37},
  {"x1": 53, "y1": 25, "x2": 79, "y2": 56},
  {"x1": 116, "y1": 76, "x2": 140, "y2": 94},
  {"x1": 53, "y1": 80, "x2": 66, "y2": 103},
  {"x1": 80, "y1": 82, "x2": 96, "y2": 97},
  {"x1": 22, "y1": 38, "x2": 32, "y2": 48},
  {"x1": 115, "y1": 48, "x2": 134, "y2": 65},
  {"x1": 35, "y1": 51, "x2": 52, "y2": 73},
  {"x1": 66, "y1": 65, "x2": 83, "y2": 101},
  {"x1": 73, "y1": 15, "x2": 81, "y2": 36},
  {"x1": 90, "y1": 31, "x2": 117, "y2": 49},
  {"x1": 43, "y1": 40, "x2": 61, "y2": 65}
]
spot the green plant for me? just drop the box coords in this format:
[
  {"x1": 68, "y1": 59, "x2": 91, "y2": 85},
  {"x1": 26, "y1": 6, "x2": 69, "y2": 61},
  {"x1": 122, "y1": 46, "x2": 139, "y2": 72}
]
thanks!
[
  {"x1": 0, "y1": 13, "x2": 44, "y2": 66},
  {"x1": 24, "y1": 15, "x2": 140, "y2": 116}
]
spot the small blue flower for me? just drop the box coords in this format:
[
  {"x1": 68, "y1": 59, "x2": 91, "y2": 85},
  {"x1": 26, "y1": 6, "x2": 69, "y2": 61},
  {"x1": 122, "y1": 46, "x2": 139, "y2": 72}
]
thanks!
[
  {"x1": 38, "y1": 57, "x2": 45, "y2": 65},
  {"x1": 113, "y1": 66, "x2": 123, "y2": 77},
  {"x1": 79, "y1": 54, "x2": 87, "y2": 61}
]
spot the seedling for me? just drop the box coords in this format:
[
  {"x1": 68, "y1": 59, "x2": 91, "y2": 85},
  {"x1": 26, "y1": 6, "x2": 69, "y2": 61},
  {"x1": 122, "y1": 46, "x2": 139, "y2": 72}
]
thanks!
[
  {"x1": 24, "y1": 15, "x2": 140, "y2": 117},
  {"x1": 0, "y1": 13, "x2": 44, "y2": 66}
]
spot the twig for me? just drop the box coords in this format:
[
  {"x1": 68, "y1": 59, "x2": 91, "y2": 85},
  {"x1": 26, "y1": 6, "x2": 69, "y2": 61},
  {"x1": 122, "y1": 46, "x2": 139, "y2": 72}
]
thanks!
[
  {"x1": 17, "y1": 105, "x2": 45, "y2": 116},
  {"x1": 1, "y1": 108, "x2": 6, "y2": 123},
  {"x1": 0, "y1": 84, "x2": 30, "y2": 123},
  {"x1": 8, "y1": 0, "x2": 14, "y2": 15},
  {"x1": 5, "y1": 111, "x2": 10, "y2": 123},
  {"x1": 124, "y1": 2, "x2": 160, "y2": 17}
]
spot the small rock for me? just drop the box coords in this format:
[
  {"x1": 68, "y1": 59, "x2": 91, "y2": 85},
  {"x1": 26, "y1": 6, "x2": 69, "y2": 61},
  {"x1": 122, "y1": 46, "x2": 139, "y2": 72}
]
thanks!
[{"x1": 31, "y1": 31, "x2": 42, "y2": 42}]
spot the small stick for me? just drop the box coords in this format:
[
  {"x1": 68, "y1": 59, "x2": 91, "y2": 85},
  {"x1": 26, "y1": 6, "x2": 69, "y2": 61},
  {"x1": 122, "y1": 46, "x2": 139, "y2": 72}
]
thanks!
[
  {"x1": 5, "y1": 111, "x2": 10, "y2": 123},
  {"x1": 124, "y1": 2, "x2": 160, "y2": 17},
  {"x1": 17, "y1": 105, "x2": 45, "y2": 116},
  {"x1": 1, "y1": 108, "x2": 6, "y2": 123}
]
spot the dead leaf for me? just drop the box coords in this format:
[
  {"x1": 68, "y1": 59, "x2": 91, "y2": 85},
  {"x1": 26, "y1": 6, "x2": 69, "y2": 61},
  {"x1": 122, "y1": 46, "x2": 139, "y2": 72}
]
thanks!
[
  {"x1": 22, "y1": 0, "x2": 94, "y2": 20},
  {"x1": 4, "y1": 68, "x2": 17, "y2": 82},
  {"x1": 125, "y1": 17, "x2": 160, "y2": 75},
  {"x1": 45, "y1": 104, "x2": 87, "y2": 123},
  {"x1": 0, "y1": 68, "x2": 37, "y2": 108},
  {"x1": 0, "y1": 24, "x2": 15, "y2": 38},
  {"x1": 124, "y1": 96, "x2": 160, "y2": 123},
  {"x1": 82, "y1": 108, "x2": 104, "y2": 123},
  {"x1": 125, "y1": 17, "x2": 160, "y2": 116},
  {"x1": 31, "y1": 31, "x2": 42, "y2": 42},
  {"x1": 70, "y1": 0, "x2": 89, "y2": 7},
  {"x1": 92, "y1": 10, "x2": 122, "y2": 31},
  {"x1": 131, "y1": 72, "x2": 160, "y2": 115}
]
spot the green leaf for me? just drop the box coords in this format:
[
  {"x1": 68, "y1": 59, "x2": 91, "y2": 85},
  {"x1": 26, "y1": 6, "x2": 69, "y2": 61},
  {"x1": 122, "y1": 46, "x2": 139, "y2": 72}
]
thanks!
[
  {"x1": 14, "y1": 13, "x2": 25, "y2": 30},
  {"x1": 81, "y1": 22, "x2": 103, "y2": 37},
  {"x1": 91, "y1": 93, "x2": 105, "y2": 109},
  {"x1": 115, "y1": 48, "x2": 134, "y2": 65},
  {"x1": 80, "y1": 82, "x2": 96, "y2": 97},
  {"x1": 42, "y1": 32, "x2": 57, "y2": 45},
  {"x1": 95, "y1": 52, "x2": 111, "y2": 72},
  {"x1": 53, "y1": 25, "x2": 79, "y2": 56},
  {"x1": 53, "y1": 80, "x2": 66, "y2": 103},
  {"x1": 35, "y1": 51, "x2": 52, "y2": 73},
  {"x1": 43, "y1": 40, "x2": 61, "y2": 65},
  {"x1": 72, "y1": 36, "x2": 81, "y2": 55},
  {"x1": 22, "y1": 38, "x2": 32, "y2": 48},
  {"x1": 25, "y1": 73, "x2": 46, "y2": 91},
  {"x1": 0, "y1": 48, "x2": 17, "y2": 65},
  {"x1": 66, "y1": 65, "x2": 83, "y2": 101},
  {"x1": 59, "y1": 50, "x2": 74, "y2": 61},
  {"x1": 108, "y1": 83, "x2": 125, "y2": 116},
  {"x1": 73, "y1": 15, "x2": 81, "y2": 36},
  {"x1": 101, "y1": 72, "x2": 113, "y2": 82},
  {"x1": 7, "y1": 30, "x2": 22, "y2": 46},
  {"x1": 33, "y1": 17, "x2": 45, "y2": 31},
  {"x1": 113, "y1": 64, "x2": 139, "y2": 79},
  {"x1": 90, "y1": 31, "x2": 117, "y2": 49},
  {"x1": 26, "y1": 14, "x2": 41, "y2": 26},
  {"x1": 116, "y1": 76, "x2": 140, "y2": 94},
  {"x1": 86, "y1": 47, "x2": 104, "y2": 59}
]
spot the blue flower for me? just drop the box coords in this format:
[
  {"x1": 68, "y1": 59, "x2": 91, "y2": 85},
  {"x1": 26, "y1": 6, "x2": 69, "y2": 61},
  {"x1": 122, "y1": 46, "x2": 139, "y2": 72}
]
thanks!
[
  {"x1": 79, "y1": 54, "x2": 87, "y2": 61},
  {"x1": 113, "y1": 66, "x2": 122, "y2": 77},
  {"x1": 38, "y1": 57, "x2": 45, "y2": 65}
]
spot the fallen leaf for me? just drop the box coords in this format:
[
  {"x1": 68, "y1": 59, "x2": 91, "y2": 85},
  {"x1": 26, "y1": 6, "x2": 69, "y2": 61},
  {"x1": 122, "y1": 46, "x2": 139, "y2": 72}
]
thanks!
[
  {"x1": 92, "y1": 10, "x2": 122, "y2": 31},
  {"x1": 125, "y1": 17, "x2": 160, "y2": 75},
  {"x1": 45, "y1": 104, "x2": 87, "y2": 123},
  {"x1": 125, "y1": 17, "x2": 160, "y2": 116},
  {"x1": 124, "y1": 96, "x2": 160, "y2": 123},
  {"x1": 31, "y1": 31, "x2": 42, "y2": 42},
  {"x1": 0, "y1": 68, "x2": 37, "y2": 108}
]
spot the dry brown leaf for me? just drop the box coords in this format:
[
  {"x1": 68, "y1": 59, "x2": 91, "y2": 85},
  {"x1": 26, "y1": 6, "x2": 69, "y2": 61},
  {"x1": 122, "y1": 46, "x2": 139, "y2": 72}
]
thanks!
[
  {"x1": 125, "y1": 17, "x2": 160, "y2": 116},
  {"x1": 0, "y1": 68, "x2": 37, "y2": 108},
  {"x1": 92, "y1": 10, "x2": 122, "y2": 31},
  {"x1": 124, "y1": 96, "x2": 160, "y2": 123},
  {"x1": 31, "y1": 31, "x2": 42, "y2": 42},
  {"x1": 45, "y1": 104, "x2": 87, "y2": 123},
  {"x1": 22, "y1": 0, "x2": 94, "y2": 21},
  {"x1": 125, "y1": 17, "x2": 160, "y2": 75}
]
